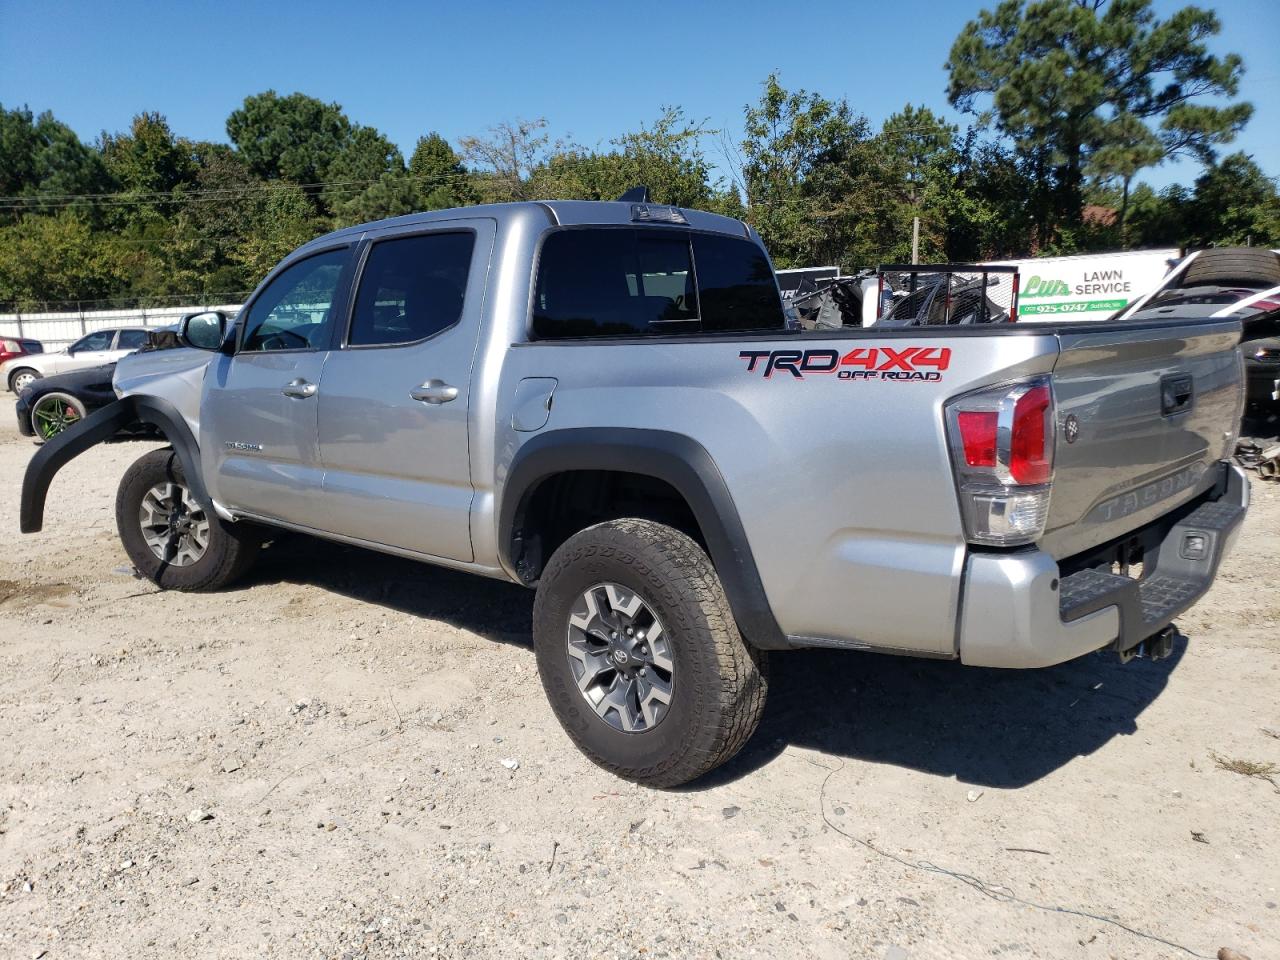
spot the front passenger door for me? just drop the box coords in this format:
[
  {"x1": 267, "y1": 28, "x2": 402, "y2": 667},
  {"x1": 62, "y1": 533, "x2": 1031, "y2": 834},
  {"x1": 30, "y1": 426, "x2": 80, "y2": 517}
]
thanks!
[
  {"x1": 202, "y1": 245, "x2": 353, "y2": 528},
  {"x1": 62, "y1": 329, "x2": 116, "y2": 373}
]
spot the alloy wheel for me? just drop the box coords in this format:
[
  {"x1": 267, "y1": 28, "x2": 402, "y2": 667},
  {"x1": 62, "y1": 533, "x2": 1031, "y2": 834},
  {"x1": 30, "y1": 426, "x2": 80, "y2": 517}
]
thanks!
[
  {"x1": 565, "y1": 582, "x2": 674, "y2": 733},
  {"x1": 32, "y1": 395, "x2": 82, "y2": 440},
  {"x1": 138, "y1": 482, "x2": 210, "y2": 567}
]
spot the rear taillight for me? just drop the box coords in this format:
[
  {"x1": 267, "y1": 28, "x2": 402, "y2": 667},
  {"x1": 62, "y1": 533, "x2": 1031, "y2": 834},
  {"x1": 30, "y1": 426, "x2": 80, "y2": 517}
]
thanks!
[{"x1": 945, "y1": 377, "x2": 1055, "y2": 546}]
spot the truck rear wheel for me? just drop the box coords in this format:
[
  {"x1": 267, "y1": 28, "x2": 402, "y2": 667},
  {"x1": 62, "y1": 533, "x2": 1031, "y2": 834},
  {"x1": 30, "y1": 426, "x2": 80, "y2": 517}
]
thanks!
[
  {"x1": 115, "y1": 449, "x2": 259, "y2": 591},
  {"x1": 532, "y1": 518, "x2": 768, "y2": 787}
]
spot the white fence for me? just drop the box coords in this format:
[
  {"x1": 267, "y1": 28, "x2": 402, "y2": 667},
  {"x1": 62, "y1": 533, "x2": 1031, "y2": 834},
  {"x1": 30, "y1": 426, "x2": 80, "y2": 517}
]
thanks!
[{"x1": 0, "y1": 303, "x2": 243, "y2": 351}]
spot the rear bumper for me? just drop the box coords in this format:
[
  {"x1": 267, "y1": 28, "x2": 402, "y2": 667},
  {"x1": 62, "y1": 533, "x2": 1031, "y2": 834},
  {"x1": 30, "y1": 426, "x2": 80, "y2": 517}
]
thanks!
[{"x1": 959, "y1": 462, "x2": 1248, "y2": 668}]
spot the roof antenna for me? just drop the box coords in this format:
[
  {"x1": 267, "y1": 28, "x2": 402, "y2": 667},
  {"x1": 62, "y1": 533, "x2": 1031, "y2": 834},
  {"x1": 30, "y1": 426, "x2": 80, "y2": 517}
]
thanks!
[{"x1": 617, "y1": 186, "x2": 650, "y2": 203}]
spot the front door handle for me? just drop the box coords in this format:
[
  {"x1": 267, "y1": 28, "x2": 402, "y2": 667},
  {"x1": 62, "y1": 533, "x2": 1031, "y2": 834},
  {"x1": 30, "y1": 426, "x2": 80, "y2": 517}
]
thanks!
[
  {"x1": 410, "y1": 379, "x2": 459, "y2": 404},
  {"x1": 282, "y1": 378, "x2": 317, "y2": 399}
]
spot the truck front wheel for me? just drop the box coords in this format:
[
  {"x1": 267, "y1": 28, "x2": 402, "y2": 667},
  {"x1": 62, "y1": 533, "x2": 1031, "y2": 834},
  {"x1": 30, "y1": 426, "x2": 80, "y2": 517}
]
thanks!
[
  {"x1": 532, "y1": 518, "x2": 768, "y2": 787},
  {"x1": 115, "y1": 449, "x2": 259, "y2": 591}
]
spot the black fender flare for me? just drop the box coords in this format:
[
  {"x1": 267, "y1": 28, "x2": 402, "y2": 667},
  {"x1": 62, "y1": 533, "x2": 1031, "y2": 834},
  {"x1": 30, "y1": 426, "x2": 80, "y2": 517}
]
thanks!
[
  {"x1": 21, "y1": 395, "x2": 206, "y2": 534},
  {"x1": 498, "y1": 427, "x2": 788, "y2": 650}
]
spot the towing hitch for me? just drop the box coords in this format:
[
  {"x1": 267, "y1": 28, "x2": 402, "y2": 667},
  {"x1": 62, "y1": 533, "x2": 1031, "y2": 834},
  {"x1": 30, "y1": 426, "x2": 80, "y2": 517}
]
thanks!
[{"x1": 1118, "y1": 625, "x2": 1178, "y2": 664}]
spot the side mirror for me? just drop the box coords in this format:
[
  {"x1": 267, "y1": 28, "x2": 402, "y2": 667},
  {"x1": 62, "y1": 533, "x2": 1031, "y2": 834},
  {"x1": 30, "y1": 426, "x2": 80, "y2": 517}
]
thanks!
[{"x1": 179, "y1": 311, "x2": 227, "y2": 351}]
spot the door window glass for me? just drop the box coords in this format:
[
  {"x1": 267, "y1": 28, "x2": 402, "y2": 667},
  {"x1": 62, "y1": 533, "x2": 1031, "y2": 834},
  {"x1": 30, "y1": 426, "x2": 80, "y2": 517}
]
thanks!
[
  {"x1": 348, "y1": 232, "x2": 475, "y2": 347},
  {"x1": 70, "y1": 330, "x2": 113, "y2": 353},
  {"x1": 117, "y1": 330, "x2": 148, "y2": 350},
  {"x1": 241, "y1": 248, "x2": 350, "y2": 353}
]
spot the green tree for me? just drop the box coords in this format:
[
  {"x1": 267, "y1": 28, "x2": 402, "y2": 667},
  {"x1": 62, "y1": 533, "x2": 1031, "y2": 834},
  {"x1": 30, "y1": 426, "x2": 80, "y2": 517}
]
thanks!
[
  {"x1": 0, "y1": 105, "x2": 112, "y2": 220},
  {"x1": 324, "y1": 125, "x2": 410, "y2": 225},
  {"x1": 739, "y1": 74, "x2": 873, "y2": 268},
  {"x1": 459, "y1": 118, "x2": 552, "y2": 202},
  {"x1": 607, "y1": 107, "x2": 714, "y2": 208},
  {"x1": 525, "y1": 108, "x2": 716, "y2": 208},
  {"x1": 945, "y1": 134, "x2": 1039, "y2": 259},
  {"x1": 947, "y1": 0, "x2": 1252, "y2": 247},
  {"x1": 94, "y1": 113, "x2": 207, "y2": 296},
  {"x1": 408, "y1": 132, "x2": 479, "y2": 209},
  {"x1": 330, "y1": 172, "x2": 418, "y2": 226},
  {"x1": 100, "y1": 112, "x2": 195, "y2": 195},
  {"x1": 0, "y1": 212, "x2": 124, "y2": 306},
  {"x1": 164, "y1": 148, "x2": 262, "y2": 294},
  {"x1": 863, "y1": 105, "x2": 961, "y2": 262},
  {"x1": 233, "y1": 182, "x2": 323, "y2": 282},
  {"x1": 1183, "y1": 153, "x2": 1280, "y2": 247},
  {"x1": 226, "y1": 91, "x2": 352, "y2": 185}
]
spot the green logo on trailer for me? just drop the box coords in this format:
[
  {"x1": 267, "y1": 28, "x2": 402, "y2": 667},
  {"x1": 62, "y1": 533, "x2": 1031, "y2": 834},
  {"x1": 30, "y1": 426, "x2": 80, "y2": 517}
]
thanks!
[{"x1": 1022, "y1": 275, "x2": 1071, "y2": 298}]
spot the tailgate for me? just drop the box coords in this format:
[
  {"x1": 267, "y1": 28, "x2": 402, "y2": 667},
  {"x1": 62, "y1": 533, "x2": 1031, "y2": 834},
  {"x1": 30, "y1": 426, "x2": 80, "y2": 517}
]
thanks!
[{"x1": 1039, "y1": 319, "x2": 1243, "y2": 560}]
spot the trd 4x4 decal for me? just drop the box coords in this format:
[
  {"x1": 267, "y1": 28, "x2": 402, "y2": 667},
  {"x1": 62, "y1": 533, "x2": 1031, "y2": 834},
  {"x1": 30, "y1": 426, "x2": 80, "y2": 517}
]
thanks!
[{"x1": 739, "y1": 346, "x2": 951, "y2": 381}]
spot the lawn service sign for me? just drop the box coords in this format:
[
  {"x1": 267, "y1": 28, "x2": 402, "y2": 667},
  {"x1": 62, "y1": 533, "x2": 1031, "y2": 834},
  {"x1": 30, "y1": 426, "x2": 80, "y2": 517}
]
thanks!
[{"x1": 985, "y1": 249, "x2": 1179, "y2": 319}]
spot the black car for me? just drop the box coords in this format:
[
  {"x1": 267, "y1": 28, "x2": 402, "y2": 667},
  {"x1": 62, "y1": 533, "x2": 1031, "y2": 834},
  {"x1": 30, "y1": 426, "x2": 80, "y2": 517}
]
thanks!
[
  {"x1": 16, "y1": 363, "x2": 119, "y2": 440},
  {"x1": 13, "y1": 325, "x2": 198, "y2": 441}
]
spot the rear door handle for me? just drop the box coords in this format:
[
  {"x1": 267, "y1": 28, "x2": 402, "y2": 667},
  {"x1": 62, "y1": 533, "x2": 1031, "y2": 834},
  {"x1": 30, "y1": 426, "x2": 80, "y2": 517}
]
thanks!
[
  {"x1": 410, "y1": 379, "x2": 459, "y2": 404},
  {"x1": 282, "y1": 378, "x2": 317, "y2": 399}
]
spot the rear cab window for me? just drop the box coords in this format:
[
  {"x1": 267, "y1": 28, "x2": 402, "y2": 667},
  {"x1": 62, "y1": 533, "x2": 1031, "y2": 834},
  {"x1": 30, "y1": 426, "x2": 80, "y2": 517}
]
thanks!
[{"x1": 532, "y1": 227, "x2": 783, "y2": 340}]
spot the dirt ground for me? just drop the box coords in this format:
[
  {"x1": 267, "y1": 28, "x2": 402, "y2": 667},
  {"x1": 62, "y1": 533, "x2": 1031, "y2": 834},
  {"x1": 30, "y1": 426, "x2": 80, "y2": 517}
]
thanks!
[{"x1": 0, "y1": 419, "x2": 1276, "y2": 960}]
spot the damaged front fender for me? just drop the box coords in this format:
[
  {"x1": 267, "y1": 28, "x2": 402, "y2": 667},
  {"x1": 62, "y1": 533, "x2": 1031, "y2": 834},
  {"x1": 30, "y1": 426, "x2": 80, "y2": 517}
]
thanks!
[{"x1": 21, "y1": 395, "x2": 208, "y2": 534}]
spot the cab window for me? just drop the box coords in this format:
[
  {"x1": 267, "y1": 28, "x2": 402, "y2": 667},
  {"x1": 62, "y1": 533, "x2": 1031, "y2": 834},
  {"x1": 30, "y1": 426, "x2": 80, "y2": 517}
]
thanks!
[
  {"x1": 532, "y1": 229, "x2": 697, "y2": 339},
  {"x1": 691, "y1": 233, "x2": 785, "y2": 333},
  {"x1": 531, "y1": 228, "x2": 783, "y2": 339},
  {"x1": 240, "y1": 248, "x2": 350, "y2": 353},
  {"x1": 348, "y1": 232, "x2": 475, "y2": 347}
]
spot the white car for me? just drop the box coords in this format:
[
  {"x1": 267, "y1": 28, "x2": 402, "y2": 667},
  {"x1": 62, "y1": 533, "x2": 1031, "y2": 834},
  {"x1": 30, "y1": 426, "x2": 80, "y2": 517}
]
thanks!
[{"x1": 2, "y1": 327, "x2": 150, "y2": 393}]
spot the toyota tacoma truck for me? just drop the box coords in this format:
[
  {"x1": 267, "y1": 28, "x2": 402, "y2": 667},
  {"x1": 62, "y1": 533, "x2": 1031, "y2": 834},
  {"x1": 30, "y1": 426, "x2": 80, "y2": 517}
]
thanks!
[{"x1": 20, "y1": 199, "x2": 1250, "y2": 787}]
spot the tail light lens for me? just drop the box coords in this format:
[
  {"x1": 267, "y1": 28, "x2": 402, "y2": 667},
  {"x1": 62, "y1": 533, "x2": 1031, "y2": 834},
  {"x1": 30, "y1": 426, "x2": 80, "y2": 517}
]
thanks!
[{"x1": 945, "y1": 376, "x2": 1055, "y2": 546}]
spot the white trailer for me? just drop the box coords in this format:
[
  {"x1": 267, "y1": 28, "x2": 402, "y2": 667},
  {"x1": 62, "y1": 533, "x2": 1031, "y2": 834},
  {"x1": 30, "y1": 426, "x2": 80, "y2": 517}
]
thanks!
[{"x1": 982, "y1": 249, "x2": 1180, "y2": 320}]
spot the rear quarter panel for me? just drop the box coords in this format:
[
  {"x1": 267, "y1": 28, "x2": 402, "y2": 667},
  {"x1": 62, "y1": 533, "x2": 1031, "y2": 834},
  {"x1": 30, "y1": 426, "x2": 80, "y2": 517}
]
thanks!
[{"x1": 496, "y1": 331, "x2": 1060, "y2": 655}]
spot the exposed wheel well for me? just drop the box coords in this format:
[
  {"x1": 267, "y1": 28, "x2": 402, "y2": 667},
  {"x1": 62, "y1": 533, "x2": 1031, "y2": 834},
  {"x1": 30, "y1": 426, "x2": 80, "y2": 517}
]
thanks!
[{"x1": 511, "y1": 470, "x2": 706, "y2": 583}]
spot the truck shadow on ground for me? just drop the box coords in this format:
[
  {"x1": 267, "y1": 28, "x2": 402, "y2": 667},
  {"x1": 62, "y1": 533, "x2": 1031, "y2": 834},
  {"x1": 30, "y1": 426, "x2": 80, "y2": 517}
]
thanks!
[
  {"x1": 700, "y1": 642, "x2": 1184, "y2": 790},
  {"x1": 244, "y1": 534, "x2": 537, "y2": 646},
  {"x1": 248, "y1": 534, "x2": 1184, "y2": 791}
]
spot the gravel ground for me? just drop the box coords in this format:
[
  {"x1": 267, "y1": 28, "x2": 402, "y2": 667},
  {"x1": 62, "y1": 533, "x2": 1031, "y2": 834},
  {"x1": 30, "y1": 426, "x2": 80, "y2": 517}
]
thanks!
[{"x1": 0, "y1": 419, "x2": 1277, "y2": 960}]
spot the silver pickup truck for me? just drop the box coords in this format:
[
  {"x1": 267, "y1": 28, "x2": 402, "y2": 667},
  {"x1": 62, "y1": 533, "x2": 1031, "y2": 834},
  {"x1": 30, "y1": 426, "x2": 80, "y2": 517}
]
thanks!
[{"x1": 21, "y1": 200, "x2": 1249, "y2": 786}]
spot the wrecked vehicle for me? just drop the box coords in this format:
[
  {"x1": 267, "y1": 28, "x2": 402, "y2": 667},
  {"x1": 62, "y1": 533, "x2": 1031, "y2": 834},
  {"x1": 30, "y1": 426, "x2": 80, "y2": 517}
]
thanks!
[{"x1": 22, "y1": 199, "x2": 1250, "y2": 786}]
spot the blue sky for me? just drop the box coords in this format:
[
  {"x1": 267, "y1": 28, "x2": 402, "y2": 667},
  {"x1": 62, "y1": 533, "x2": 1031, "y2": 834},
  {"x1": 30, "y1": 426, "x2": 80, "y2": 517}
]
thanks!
[{"x1": 2, "y1": 0, "x2": 1276, "y2": 193}]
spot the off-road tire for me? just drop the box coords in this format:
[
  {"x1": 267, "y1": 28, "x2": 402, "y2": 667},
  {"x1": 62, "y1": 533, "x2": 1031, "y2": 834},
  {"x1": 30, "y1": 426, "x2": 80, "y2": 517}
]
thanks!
[
  {"x1": 533, "y1": 518, "x2": 768, "y2": 788},
  {"x1": 1180, "y1": 247, "x2": 1280, "y2": 288},
  {"x1": 116, "y1": 449, "x2": 259, "y2": 591}
]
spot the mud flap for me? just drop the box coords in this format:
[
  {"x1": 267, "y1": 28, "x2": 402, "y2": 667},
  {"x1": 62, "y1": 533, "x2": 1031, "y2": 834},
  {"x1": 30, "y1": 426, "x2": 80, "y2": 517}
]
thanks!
[{"x1": 20, "y1": 395, "x2": 209, "y2": 534}]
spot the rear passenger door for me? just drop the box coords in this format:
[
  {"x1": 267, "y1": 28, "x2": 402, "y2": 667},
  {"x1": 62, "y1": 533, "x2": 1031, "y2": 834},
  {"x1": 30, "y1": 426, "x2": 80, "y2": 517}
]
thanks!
[{"x1": 315, "y1": 219, "x2": 494, "y2": 561}]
